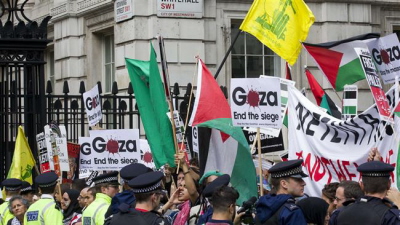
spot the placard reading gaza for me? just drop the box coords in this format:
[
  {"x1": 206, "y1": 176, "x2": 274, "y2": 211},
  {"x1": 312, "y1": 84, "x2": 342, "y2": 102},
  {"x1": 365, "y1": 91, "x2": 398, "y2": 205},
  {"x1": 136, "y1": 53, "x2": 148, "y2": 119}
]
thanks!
[
  {"x1": 230, "y1": 78, "x2": 281, "y2": 128},
  {"x1": 80, "y1": 129, "x2": 141, "y2": 170}
]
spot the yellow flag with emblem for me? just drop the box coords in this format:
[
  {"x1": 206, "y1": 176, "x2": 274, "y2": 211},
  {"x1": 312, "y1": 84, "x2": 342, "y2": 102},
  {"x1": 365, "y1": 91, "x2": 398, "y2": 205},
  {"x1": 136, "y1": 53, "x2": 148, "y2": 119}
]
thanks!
[
  {"x1": 7, "y1": 126, "x2": 36, "y2": 184},
  {"x1": 240, "y1": 0, "x2": 315, "y2": 65}
]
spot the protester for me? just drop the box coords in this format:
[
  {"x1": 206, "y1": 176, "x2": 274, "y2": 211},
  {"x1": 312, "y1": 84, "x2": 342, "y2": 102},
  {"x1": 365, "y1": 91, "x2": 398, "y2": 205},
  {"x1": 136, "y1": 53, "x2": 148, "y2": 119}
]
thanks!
[
  {"x1": 330, "y1": 161, "x2": 400, "y2": 225},
  {"x1": 81, "y1": 171, "x2": 119, "y2": 225},
  {"x1": 297, "y1": 197, "x2": 329, "y2": 225},
  {"x1": 321, "y1": 182, "x2": 339, "y2": 216},
  {"x1": 7, "y1": 196, "x2": 29, "y2": 225},
  {"x1": 86, "y1": 187, "x2": 96, "y2": 206},
  {"x1": 168, "y1": 151, "x2": 200, "y2": 225},
  {"x1": 108, "y1": 171, "x2": 171, "y2": 225},
  {"x1": 55, "y1": 184, "x2": 71, "y2": 204},
  {"x1": 0, "y1": 178, "x2": 23, "y2": 225},
  {"x1": 20, "y1": 182, "x2": 35, "y2": 204},
  {"x1": 205, "y1": 186, "x2": 243, "y2": 225},
  {"x1": 69, "y1": 187, "x2": 90, "y2": 225},
  {"x1": 255, "y1": 159, "x2": 308, "y2": 224},
  {"x1": 387, "y1": 187, "x2": 400, "y2": 207},
  {"x1": 62, "y1": 189, "x2": 81, "y2": 225},
  {"x1": 333, "y1": 180, "x2": 363, "y2": 209},
  {"x1": 24, "y1": 172, "x2": 63, "y2": 225},
  {"x1": 71, "y1": 179, "x2": 87, "y2": 193}
]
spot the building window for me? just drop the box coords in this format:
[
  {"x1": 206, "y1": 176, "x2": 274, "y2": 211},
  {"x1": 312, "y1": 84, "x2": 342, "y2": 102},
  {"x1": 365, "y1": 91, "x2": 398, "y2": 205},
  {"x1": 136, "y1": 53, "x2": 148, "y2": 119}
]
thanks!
[
  {"x1": 104, "y1": 34, "x2": 115, "y2": 93},
  {"x1": 231, "y1": 19, "x2": 281, "y2": 78}
]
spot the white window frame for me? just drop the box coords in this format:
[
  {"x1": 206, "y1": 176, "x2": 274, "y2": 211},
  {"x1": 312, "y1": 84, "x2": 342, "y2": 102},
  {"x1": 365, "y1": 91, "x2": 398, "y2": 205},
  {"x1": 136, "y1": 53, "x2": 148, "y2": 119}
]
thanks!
[{"x1": 103, "y1": 33, "x2": 115, "y2": 94}]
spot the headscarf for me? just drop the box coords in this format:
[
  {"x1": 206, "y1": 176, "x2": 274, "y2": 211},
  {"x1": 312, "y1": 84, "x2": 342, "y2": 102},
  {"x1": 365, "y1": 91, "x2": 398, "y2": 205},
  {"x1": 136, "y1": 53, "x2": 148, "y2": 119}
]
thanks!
[
  {"x1": 63, "y1": 189, "x2": 81, "y2": 220},
  {"x1": 296, "y1": 197, "x2": 328, "y2": 225}
]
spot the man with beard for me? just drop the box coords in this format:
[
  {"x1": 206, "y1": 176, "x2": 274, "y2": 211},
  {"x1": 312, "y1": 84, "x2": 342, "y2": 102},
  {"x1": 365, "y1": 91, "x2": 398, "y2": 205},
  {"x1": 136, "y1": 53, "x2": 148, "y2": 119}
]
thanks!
[
  {"x1": 255, "y1": 159, "x2": 308, "y2": 225},
  {"x1": 108, "y1": 171, "x2": 171, "y2": 225}
]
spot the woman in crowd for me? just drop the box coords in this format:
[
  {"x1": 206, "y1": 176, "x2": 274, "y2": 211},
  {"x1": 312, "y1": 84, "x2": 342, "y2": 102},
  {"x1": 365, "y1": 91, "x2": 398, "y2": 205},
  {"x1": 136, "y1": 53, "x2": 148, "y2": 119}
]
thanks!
[
  {"x1": 7, "y1": 196, "x2": 29, "y2": 225},
  {"x1": 297, "y1": 197, "x2": 330, "y2": 225},
  {"x1": 61, "y1": 189, "x2": 81, "y2": 225}
]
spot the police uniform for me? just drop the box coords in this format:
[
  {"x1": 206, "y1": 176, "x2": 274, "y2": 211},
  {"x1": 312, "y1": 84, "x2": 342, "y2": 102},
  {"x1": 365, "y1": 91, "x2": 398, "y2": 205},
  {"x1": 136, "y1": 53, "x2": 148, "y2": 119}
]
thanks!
[
  {"x1": 24, "y1": 172, "x2": 63, "y2": 225},
  {"x1": 108, "y1": 171, "x2": 170, "y2": 225},
  {"x1": 331, "y1": 161, "x2": 400, "y2": 225},
  {"x1": 0, "y1": 178, "x2": 22, "y2": 225},
  {"x1": 82, "y1": 171, "x2": 119, "y2": 225},
  {"x1": 20, "y1": 181, "x2": 35, "y2": 195},
  {"x1": 104, "y1": 163, "x2": 151, "y2": 221},
  {"x1": 255, "y1": 159, "x2": 308, "y2": 225}
]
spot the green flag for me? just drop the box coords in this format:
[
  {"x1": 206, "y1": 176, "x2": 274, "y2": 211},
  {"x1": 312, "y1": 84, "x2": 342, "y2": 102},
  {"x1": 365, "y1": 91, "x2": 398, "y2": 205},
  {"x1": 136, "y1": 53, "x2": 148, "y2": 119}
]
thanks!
[{"x1": 125, "y1": 44, "x2": 175, "y2": 168}]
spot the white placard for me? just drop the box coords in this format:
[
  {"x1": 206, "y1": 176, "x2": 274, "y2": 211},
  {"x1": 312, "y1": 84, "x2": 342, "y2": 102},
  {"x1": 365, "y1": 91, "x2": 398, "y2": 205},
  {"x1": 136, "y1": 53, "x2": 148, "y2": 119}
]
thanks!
[
  {"x1": 366, "y1": 33, "x2": 400, "y2": 84},
  {"x1": 80, "y1": 129, "x2": 141, "y2": 171},
  {"x1": 230, "y1": 78, "x2": 281, "y2": 128},
  {"x1": 83, "y1": 85, "x2": 102, "y2": 126},
  {"x1": 139, "y1": 139, "x2": 156, "y2": 170},
  {"x1": 115, "y1": 0, "x2": 133, "y2": 22},
  {"x1": 192, "y1": 126, "x2": 199, "y2": 154},
  {"x1": 79, "y1": 137, "x2": 93, "y2": 178},
  {"x1": 157, "y1": 0, "x2": 203, "y2": 18}
]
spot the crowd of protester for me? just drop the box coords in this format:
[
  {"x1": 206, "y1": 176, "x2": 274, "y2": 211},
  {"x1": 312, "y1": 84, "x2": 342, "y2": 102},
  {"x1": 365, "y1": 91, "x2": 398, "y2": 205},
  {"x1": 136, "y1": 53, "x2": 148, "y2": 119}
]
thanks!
[{"x1": 0, "y1": 147, "x2": 400, "y2": 225}]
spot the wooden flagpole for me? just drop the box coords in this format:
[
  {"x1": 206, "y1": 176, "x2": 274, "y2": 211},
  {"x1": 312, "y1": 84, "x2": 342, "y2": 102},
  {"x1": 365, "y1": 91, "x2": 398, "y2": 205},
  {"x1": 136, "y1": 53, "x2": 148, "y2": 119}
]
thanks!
[
  {"x1": 157, "y1": 36, "x2": 179, "y2": 169},
  {"x1": 257, "y1": 128, "x2": 263, "y2": 196}
]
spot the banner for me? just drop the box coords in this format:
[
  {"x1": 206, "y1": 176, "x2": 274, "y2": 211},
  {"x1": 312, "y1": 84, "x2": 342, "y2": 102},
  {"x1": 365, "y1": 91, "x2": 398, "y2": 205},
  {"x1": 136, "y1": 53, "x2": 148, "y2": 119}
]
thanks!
[
  {"x1": 366, "y1": 33, "x2": 400, "y2": 84},
  {"x1": 288, "y1": 85, "x2": 399, "y2": 197},
  {"x1": 44, "y1": 125, "x2": 70, "y2": 177},
  {"x1": 230, "y1": 78, "x2": 281, "y2": 128},
  {"x1": 78, "y1": 137, "x2": 94, "y2": 178},
  {"x1": 83, "y1": 84, "x2": 102, "y2": 126},
  {"x1": 355, "y1": 48, "x2": 392, "y2": 123}
]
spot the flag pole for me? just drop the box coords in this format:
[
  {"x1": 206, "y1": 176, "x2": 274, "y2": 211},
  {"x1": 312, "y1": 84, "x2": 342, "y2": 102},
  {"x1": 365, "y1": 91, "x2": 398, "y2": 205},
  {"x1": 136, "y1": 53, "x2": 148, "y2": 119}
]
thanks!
[
  {"x1": 179, "y1": 57, "x2": 199, "y2": 152},
  {"x1": 214, "y1": 31, "x2": 242, "y2": 79},
  {"x1": 157, "y1": 36, "x2": 180, "y2": 167},
  {"x1": 257, "y1": 127, "x2": 263, "y2": 196}
]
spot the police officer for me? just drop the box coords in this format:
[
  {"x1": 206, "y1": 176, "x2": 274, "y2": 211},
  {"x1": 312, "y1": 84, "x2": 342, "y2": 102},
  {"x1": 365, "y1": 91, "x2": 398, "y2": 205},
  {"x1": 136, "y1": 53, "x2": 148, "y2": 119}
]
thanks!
[
  {"x1": 255, "y1": 159, "x2": 308, "y2": 225},
  {"x1": 20, "y1": 181, "x2": 36, "y2": 204},
  {"x1": 330, "y1": 161, "x2": 400, "y2": 225},
  {"x1": 0, "y1": 178, "x2": 22, "y2": 225},
  {"x1": 104, "y1": 163, "x2": 151, "y2": 221},
  {"x1": 24, "y1": 172, "x2": 63, "y2": 225},
  {"x1": 108, "y1": 171, "x2": 170, "y2": 225},
  {"x1": 82, "y1": 171, "x2": 119, "y2": 225}
]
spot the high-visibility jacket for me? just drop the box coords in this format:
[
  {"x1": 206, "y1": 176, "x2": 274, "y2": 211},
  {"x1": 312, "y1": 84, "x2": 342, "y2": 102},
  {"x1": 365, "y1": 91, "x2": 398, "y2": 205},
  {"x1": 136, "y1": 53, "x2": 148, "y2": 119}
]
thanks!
[
  {"x1": 0, "y1": 198, "x2": 13, "y2": 225},
  {"x1": 82, "y1": 193, "x2": 111, "y2": 225},
  {"x1": 23, "y1": 194, "x2": 63, "y2": 225}
]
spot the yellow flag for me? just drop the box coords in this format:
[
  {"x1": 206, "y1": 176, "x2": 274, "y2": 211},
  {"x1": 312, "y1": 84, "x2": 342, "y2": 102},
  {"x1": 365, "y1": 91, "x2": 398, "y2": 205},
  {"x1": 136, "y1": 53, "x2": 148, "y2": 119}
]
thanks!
[
  {"x1": 240, "y1": 0, "x2": 315, "y2": 65},
  {"x1": 7, "y1": 126, "x2": 36, "y2": 184}
]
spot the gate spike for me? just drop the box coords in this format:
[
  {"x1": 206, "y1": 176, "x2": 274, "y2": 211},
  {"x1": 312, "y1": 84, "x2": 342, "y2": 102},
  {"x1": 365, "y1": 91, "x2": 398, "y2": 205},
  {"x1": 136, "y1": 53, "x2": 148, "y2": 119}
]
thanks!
[
  {"x1": 79, "y1": 81, "x2": 86, "y2": 93},
  {"x1": 46, "y1": 80, "x2": 53, "y2": 93},
  {"x1": 97, "y1": 81, "x2": 102, "y2": 94},
  {"x1": 112, "y1": 81, "x2": 118, "y2": 94},
  {"x1": 173, "y1": 83, "x2": 180, "y2": 96},
  {"x1": 185, "y1": 83, "x2": 192, "y2": 96},
  {"x1": 127, "y1": 82, "x2": 133, "y2": 94},
  {"x1": 63, "y1": 81, "x2": 69, "y2": 94}
]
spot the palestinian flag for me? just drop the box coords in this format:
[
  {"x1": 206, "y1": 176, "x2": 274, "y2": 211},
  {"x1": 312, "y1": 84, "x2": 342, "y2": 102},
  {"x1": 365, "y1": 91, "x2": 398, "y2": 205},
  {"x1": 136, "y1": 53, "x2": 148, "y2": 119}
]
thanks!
[
  {"x1": 303, "y1": 33, "x2": 380, "y2": 91},
  {"x1": 189, "y1": 59, "x2": 257, "y2": 204},
  {"x1": 305, "y1": 69, "x2": 342, "y2": 119}
]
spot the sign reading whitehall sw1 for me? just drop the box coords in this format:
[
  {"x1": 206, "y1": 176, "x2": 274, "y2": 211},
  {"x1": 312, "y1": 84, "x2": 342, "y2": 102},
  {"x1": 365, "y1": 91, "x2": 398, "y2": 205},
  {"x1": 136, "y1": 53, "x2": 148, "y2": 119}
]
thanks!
[
  {"x1": 230, "y1": 78, "x2": 281, "y2": 128},
  {"x1": 157, "y1": 0, "x2": 203, "y2": 18}
]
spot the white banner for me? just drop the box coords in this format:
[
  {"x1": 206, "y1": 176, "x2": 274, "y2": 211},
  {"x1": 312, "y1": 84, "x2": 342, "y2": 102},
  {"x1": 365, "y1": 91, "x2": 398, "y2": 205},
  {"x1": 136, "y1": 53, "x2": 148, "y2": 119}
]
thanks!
[
  {"x1": 288, "y1": 85, "x2": 399, "y2": 197},
  {"x1": 192, "y1": 126, "x2": 199, "y2": 154},
  {"x1": 83, "y1": 85, "x2": 102, "y2": 126},
  {"x1": 78, "y1": 137, "x2": 94, "y2": 178},
  {"x1": 80, "y1": 129, "x2": 141, "y2": 170},
  {"x1": 230, "y1": 78, "x2": 281, "y2": 128},
  {"x1": 44, "y1": 125, "x2": 70, "y2": 175},
  {"x1": 367, "y1": 33, "x2": 400, "y2": 84}
]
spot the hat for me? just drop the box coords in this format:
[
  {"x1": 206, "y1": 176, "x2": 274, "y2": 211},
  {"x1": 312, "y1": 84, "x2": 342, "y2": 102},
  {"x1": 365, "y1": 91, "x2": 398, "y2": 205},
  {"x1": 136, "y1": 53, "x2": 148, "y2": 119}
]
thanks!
[
  {"x1": 35, "y1": 172, "x2": 58, "y2": 188},
  {"x1": 20, "y1": 181, "x2": 35, "y2": 193},
  {"x1": 268, "y1": 159, "x2": 308, "y2": 178},
  {"x1": 202, "y1": 174, "x2": 230, "y2": 198},
  {"x1": 199, "y1": 170, "x2": 224, "y2": 185},
  {"x1": 128, "y1": 171, "x2": 164, "y2": 194},
  {"x1": 357, "y1": 161, "x2": 394, "y2": 177},
  {"x1": 2, "y1": 178, "x2": 22, "y2": 191},
  {"x1": 120, "y1": 163, "x2": 151, "y2": 182},
  {"x1": 93, "y1": 171, "x2": 119, "y2": 186}
]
